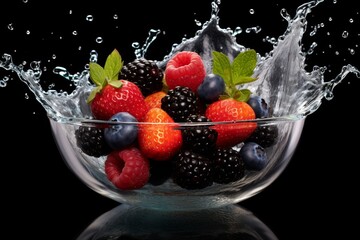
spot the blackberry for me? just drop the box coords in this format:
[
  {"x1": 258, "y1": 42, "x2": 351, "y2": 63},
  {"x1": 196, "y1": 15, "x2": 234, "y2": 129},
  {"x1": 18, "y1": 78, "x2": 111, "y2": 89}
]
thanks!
[
  {"x1": 172, "y1": 150, "x2": 213, "y2": 190},
  {"x1": 246, "y1": 124, "x2": 278, "y2": 148},
  {"x1": 120, "y1": 58, "x2": 164, "y2": 96},
  {"x1": 75, "y1": 126, "x2": 111, "y2": 157},
  {"x1": 161, "y1": 86, "x2": 200, "y2": 122},
  {"x1": 212, "y1": 148, "x2": 245, "y2": 184},
  {"x1": 182, "y1": 114, "x2": 217, "y2": 155}
]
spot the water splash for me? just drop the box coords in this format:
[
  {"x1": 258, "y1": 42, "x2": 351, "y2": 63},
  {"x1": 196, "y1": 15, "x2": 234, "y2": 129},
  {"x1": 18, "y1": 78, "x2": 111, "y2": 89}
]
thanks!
[{"x1": 0, "y1": 0, "x2": 359, "y2": 123}]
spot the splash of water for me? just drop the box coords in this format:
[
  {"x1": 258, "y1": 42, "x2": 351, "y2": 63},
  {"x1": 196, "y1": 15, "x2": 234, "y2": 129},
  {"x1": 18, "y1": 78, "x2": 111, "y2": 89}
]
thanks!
[{"x1": 0, "y1": 0, "x2": 359, "y2": 123}]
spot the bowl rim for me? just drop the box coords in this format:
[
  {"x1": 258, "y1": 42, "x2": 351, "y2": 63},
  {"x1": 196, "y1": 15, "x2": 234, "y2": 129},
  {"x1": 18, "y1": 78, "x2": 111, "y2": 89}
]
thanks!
[{"x1": 48, "y1": 114, "x2": 305, "y2": 127}]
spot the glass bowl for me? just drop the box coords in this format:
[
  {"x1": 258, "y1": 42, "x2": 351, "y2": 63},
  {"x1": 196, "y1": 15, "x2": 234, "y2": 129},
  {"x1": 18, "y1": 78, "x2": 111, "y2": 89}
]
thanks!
[{"x1": 49, "y1": 114, "x2": 305, "y2": 211}]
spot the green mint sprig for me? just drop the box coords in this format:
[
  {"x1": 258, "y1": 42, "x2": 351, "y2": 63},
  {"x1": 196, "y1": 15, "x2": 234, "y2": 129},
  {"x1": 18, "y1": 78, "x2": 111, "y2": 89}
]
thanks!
[
  {"x1": 87, "y1": 49, "x2": 124, "y2": 103},
  {"x1": 212, "y1": 49, "x2": 257, "y2": 102}
]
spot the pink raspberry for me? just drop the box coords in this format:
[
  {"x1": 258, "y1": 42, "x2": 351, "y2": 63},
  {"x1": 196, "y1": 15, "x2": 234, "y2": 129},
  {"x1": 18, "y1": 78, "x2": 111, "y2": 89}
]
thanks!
[
  {"x1": 105, "y1": 147, "x2": 150, "y2": 190},
  {"x1": 165, "y1": 51, "x2": 206, "y2": 92}
]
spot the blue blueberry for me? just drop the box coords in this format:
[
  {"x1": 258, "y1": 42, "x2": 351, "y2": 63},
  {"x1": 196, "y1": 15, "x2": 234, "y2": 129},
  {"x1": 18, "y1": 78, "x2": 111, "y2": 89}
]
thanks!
[
  {"x1": 104, "y1": 112, "x2": 138, "y2": 150},
  {"x1": 197, "y1": 73, "x2": 225, "y2": 103},
  {"x1": 240, "y1": 142, "x2": 268, "y2": 171},
  {"x1": 247, "y1": 95, "x2": 269, "y2": 118}
]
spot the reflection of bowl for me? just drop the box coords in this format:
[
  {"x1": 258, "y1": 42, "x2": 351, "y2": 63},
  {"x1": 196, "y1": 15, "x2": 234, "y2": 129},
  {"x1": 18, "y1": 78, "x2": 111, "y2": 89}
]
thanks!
[
  {"x1": 77, "y1": 204, "x2": 278, "y2": 240},
  {"x1": 50, "y1": 115, "x2": 304, "y2": 211}
]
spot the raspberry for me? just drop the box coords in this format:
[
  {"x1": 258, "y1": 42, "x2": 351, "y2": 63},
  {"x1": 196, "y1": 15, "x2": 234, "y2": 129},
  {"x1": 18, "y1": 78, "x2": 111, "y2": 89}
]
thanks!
[
  {"x1": 105, "y1": 147, "x2": 150, "y2": 190},
  {"x1": 165, "y1": 51, "x2": 206, "y2": 92},
  {"x1": 172, "y1": 150, "x2": 213, "y2": 190}
]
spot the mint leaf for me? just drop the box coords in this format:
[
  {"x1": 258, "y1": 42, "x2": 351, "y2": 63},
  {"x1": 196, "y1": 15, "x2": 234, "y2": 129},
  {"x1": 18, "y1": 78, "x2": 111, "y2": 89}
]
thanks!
[
  {"x1": 104, "y1": 49, "x2": 123, "y2": 81},
  {"x1": 108, "y1": 79, "x2": 123, "y2": 88},
  {"x1": 232, "y1": 49, "x2": 257, "y2": 85},
  {"x1": 87, "y1": 85, "x2": 102, "y2": 103},
  {"x1": 234, "y1": 89, "x2": 252, "y2": 102},
  {"x1": 212, "y1": 51, "x2": 232, "y2": 86},
  {"x1": 89, "y1": 62, "x2": 106, "y2": 87}
]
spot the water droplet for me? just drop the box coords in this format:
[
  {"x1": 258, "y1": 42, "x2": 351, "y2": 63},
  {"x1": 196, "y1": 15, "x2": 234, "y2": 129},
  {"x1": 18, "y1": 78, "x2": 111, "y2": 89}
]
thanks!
[
  {"x1": 249, "y1": 9, "x2": 255, "y2": 15},
  {"x1": 342, "y1": 31, "x2": 349, "y2": 38},
  {"x1": 7, "y1": 23, "x2": 14, "y2": 31},
  {"x1": 86, "y1": 15, "x2": 94, "y2": 22},
  {"x1": 95, "y1": 37, "x2": 103, "y2": 43},
  {"x1": 69, "y1": 9, "x2": 72, "y2": 15},
  {"x1": 89, "y1": 50, "x2": 98, "y2": 63},
  {"x1": 25, "y1": 93, "x2": 29, "y2": 99},
  {"x1": 113, "y1": 14, "x2": 118, "y2": 20},
  {"x1": 72, "y1": 31, "x2": 78, "y2": 36},
  {"x1": 195, "y1": 19, "x2": 202, "y2": 26},
  {"x1": 26, "y1": 30, "x2": 30, "y2": 35},
  {"x1": 52, "y1": 54, "x2": 56, "y2": 59},
  {"x1": 329, "y1": 17, "x2": 332, "y2": 22},
  {"x1": 349, "y1": 18, "x2": 354, "y2": 23},
  {"x1": 22, "y1": 0, "x2": 28, "y2": 3},
  {"x1": 232, "y1": 26, "x2": 242, "y2": 36}
]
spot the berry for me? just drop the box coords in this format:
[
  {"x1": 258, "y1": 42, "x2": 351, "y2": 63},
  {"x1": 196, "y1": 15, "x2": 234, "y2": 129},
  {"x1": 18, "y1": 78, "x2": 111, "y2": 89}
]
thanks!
[
  {"x1": 120, "y1": 58, "x2": 164, "y2": 97},
  {"x1": 161, "y1": 86, "x2": 200, "y2": 122},
  {"x1": 197, "y1": 73, "x2": 225, "y2": 103},
  {"x1": 138, "y1": 108, "x2": 183, "y2": 161},
  {"x1": 105, "y1": 147, "x2": 150, "y2": 190},
  {"x1": 75, "y1": 125, "x2": 111, "y2": 157},
  {"x1": 104, "y1": 112, "x2": 138, "y2": 150},
  {"x1": 87, "y1": 49, "x2": 149, "y2": 121},
  {"x1": 240, "y1": 142, "x2": 268, "y2": 171},
  {"x1": 205, "y1": 98, "x2": 257, "y2": 148},
  {"x1": 165, "y1": 51, "x2": 206, "y2": 92},
  {"x1": 247, "y1": 95, "x2": 269, "y2": 118},
  {"x1": 212, "y1": 148, "x2": 245, "y2": 184},
  {"x1": 90, "y1": 80, "x2": 149, "y2": 121},
  {"x1": 144, "y1": 91, "x2": 167, "y2": 109},
  {"x1": 246, "y1": 124, "x2": 278, "y2": 148},
  {"x1": 182, "y1": 114, "x2": 217, "y2": 155},
  {"x1": 172, "y1": 150, "x2": 213, "y2": 190}
]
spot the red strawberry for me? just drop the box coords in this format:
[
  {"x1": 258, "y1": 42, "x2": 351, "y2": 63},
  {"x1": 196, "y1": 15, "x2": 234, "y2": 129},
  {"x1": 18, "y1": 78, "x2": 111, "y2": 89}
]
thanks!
[
  {"x1": 90, "y1": 80, "x2": 148, "y2": 121},
  {"x1": 144, "y1": 90, "x2": 167, "y2": 109},
  {"x1": 138, "y1": 108, "x2": 182, "y2": 161},
  {"x1": 205, "y1": 98, "x2": 256, "y2": 148},
  {"x1": 105, "y1": 147, "x2": 150, "y2": 190},
  {"x1": 165, "y1": 51, "x2": 206, "y2": 92},
  {"x1": 87, "y1": 49, "x2": 149, "y2": 121}
]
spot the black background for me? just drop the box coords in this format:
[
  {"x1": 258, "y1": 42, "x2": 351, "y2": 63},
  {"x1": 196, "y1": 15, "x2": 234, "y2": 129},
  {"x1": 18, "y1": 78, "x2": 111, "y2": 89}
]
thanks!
[{"x1": 1, "y1": 0, "x2": 359, "y2": 239}]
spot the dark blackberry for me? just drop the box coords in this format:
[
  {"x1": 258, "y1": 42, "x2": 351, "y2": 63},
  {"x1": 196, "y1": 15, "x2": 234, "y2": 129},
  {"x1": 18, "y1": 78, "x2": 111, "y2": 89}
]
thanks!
[
  {"x1": 75, "y1": 126, "x2": 111, "y2": 157},
  {"x1": 120, "y1": 58, "x2": 164, "y2": 97},
  {"x1": 182, "y1": 114, "x2": 217, "y2": 155},
  {"x1": 161, "y1": 86, "x2": 200, "y2": 122},
  {"x1": 212, "y1": 148, "x2": 245, "y2": 184},
  {"x1": 246, "y1": 124, "x2": 278, "y2": 148},
  {"x1": 172, "y1": 150, "x2": 213, "y2": 190}
]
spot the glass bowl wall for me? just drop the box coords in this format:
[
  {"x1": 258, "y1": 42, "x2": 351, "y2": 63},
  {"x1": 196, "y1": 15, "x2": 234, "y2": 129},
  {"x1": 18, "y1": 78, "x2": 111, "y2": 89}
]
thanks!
[{"x1": 49, "y1": 117, "x2": 305, "y2": 211}]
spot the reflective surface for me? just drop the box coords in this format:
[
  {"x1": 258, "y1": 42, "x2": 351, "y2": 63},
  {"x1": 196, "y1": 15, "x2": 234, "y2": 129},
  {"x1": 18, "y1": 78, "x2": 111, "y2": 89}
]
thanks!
[{"x1": 77, "y1": 204, "x2": 278, "y2": 240}]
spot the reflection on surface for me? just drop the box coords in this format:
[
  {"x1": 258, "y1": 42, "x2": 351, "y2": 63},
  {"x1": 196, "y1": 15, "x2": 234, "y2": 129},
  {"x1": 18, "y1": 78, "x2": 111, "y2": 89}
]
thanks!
[{"x1": 77, "y1": 204, "x2": 277, "y2": 240}]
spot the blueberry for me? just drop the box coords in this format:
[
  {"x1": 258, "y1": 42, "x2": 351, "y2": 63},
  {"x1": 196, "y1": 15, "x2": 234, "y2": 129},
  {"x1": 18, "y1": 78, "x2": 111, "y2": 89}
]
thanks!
[
  {"x1": 247, "y1": 95, "x2": 269, "y2": 118},
  {"x1": 240, "y1": 142, "x2": 268, "y2": 171},
  {"x1": 197, "y1": 73, "x2": 225, "y2": 103},
  {"x1": 104, "y1": 112, "x2": 138, "y2": 150}
]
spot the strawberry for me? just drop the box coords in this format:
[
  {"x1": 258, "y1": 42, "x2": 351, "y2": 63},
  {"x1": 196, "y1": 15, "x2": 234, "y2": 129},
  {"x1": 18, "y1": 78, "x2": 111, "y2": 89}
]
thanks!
[
  {"x1": 138, "y1": 108, "x2": 182, "y2": 161},
  {"x1": 205, "y1": 98, "x2": 256, "y2": 147},
  {"x1": 144, "y1": 90, "x2": 167, "y2": 109},
  {"x1": 87, "y1": 49, "x2": 149, "y2": 121},
  {"x1": 205, "y1": 50, "x2": 259, "y2": 147},
  {"x1": 164, "y1": 51, "x2": 206, "y2": 92},
  {"x1": 105, "y1": 147, "x2": 150, "y2": 190}
]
